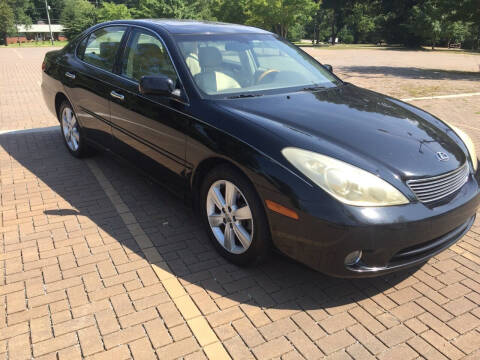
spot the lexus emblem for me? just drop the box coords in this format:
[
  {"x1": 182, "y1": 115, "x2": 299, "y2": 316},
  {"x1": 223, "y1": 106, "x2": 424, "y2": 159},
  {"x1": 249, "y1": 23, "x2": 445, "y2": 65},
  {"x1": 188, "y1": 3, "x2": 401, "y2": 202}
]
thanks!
[{"x1": 436, "y1": 152, "x2": 449, "y2": 161}]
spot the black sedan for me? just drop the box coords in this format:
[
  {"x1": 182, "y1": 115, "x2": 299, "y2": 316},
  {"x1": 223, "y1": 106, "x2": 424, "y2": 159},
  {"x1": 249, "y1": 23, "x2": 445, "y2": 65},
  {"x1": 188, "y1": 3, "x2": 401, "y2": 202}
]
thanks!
[{"x1": 42, "y1": 19, "x2": 480, "y2": 277}]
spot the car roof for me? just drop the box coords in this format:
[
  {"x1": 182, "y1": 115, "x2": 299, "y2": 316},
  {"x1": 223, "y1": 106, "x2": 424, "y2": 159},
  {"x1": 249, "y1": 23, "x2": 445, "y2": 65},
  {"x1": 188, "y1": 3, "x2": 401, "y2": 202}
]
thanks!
[{"x1": 105, "y1": 19, "x2": 272, "y2": 35}]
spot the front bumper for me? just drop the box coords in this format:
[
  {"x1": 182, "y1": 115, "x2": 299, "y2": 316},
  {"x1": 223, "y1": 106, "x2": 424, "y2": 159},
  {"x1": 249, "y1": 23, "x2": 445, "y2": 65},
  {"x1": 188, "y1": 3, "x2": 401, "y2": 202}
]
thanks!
[
  {"x1": 264, "y1": 172, "x2": 480, "y2": 278},
  {"x1": 346, "y1": 214, "x2": 474, "y2": 275}
]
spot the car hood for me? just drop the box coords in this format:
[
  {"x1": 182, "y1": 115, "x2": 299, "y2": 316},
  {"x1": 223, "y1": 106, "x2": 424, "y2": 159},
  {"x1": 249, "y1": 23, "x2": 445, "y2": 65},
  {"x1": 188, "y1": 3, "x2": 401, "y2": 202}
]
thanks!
[{"x1": 216, "y1": 84, "x2": 466, "y2": 179}]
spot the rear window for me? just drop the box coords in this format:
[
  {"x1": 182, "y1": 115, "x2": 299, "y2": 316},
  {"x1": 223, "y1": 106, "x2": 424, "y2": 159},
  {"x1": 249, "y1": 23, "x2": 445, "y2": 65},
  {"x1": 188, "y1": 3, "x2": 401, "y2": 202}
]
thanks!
[{"x1": 79, "y1": 26, "x2": 126, "y2": 72}]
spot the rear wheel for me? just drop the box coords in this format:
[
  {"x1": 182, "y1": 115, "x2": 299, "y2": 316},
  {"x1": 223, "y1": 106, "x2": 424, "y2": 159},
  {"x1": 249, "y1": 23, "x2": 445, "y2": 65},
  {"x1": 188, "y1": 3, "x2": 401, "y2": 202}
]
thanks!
[
  {"x1": 59, "y1": 101, "x2": 93, "y2": 158},
  {"x1": 200, "y1": 165, "x2": 271, "y2": 266}
]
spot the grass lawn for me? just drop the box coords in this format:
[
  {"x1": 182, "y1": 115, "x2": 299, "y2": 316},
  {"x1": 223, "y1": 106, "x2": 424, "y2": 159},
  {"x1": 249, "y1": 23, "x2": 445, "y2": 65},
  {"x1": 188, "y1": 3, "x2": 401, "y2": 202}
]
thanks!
[{"x1": 4, "y1": 40, "x2": 68, "y2": 48}]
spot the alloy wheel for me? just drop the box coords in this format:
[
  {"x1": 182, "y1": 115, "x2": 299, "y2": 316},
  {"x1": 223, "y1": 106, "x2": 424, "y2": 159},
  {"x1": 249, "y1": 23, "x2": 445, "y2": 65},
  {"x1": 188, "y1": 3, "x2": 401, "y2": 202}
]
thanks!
[
  {"x1": 206, "y1": 180, "x2": 254, "y2": 254},
  {"x1": 62, "y1": 107, "x2": 80, "y2": 152}
]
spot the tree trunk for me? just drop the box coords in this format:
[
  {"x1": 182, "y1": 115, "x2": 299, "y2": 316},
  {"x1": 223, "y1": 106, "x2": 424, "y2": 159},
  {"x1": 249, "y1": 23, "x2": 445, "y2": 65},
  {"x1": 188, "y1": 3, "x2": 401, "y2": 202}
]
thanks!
[
  {"x1": 331, "y1": 13, "x2": 335, "y2": 45},
  {"x1": 476, "y1": 24, "x2": 480, "y2": 50}
]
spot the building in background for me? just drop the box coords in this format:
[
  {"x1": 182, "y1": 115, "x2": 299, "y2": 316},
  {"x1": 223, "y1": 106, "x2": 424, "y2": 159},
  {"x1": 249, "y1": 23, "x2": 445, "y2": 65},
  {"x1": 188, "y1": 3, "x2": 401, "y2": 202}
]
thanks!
[{"x1": 6, "y1": 22, "x2": 66, "y2": 45}]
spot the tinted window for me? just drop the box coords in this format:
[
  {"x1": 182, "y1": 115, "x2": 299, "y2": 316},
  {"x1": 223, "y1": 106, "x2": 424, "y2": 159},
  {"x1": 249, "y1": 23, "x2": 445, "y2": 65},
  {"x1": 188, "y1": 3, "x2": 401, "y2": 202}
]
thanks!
[
  {"x1": 122, "y1": 30, "x2": 178, "y2": 84},
  {"x1": 83, "y1": 26, "x2": 126, "y2": 71}
]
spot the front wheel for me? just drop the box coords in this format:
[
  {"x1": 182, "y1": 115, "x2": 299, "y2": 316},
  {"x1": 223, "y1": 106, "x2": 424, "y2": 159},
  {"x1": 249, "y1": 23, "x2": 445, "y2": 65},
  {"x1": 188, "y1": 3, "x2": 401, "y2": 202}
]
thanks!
[
  {"x1": 199, "y1": 165, "x2": 271, "y2": 266},
  {"x1": 59, "y1": 101, "x2": 93, "y2": 158}
]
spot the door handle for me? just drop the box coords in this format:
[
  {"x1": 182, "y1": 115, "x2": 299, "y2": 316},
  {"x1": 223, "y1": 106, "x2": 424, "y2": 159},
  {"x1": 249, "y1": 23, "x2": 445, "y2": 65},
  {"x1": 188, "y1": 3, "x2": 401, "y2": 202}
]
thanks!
[
  {"x1": 110, "y1": 90, "x2": 125, "y2": 101},
  {"x1": 65, "y1": 71, "x2": 76, "y2": 79}
]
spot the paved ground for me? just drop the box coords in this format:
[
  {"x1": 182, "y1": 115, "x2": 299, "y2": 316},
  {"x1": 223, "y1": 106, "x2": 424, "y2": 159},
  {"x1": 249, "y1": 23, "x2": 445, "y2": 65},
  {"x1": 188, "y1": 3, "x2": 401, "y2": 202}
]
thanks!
[
  {"x1": 1, "y1": 46, "x2": 480, "y2": 360},
  {"x1": 0, "y1": 48, "x2": 58, "y2": 131},
  {"x1": 304, "y1": 47, "x2": 480, "y2": 100}
]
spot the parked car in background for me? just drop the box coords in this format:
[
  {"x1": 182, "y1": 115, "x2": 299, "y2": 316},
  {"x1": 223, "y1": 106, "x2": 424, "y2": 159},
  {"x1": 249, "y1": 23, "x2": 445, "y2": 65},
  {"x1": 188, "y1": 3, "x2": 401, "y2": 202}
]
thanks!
[{"x1": 42, "y1": 20, "x2": 480, "y2": 277}]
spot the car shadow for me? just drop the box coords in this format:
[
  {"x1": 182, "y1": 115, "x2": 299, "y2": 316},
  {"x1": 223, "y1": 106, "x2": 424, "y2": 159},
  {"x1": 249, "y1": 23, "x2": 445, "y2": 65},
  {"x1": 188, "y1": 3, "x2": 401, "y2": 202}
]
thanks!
[
  {"x1": 0, "y1": 128, "x2": 425, "y2": 312},
  {"x1": 338, "y1": 65, "x2": 480, "y2": 82}
]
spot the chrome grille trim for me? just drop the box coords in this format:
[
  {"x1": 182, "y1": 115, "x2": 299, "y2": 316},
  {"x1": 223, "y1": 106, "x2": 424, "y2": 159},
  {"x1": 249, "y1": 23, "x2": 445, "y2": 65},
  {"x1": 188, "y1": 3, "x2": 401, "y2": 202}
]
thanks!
[{"x1": 407, "y1": 164, "x2": 469, "y2": 203}]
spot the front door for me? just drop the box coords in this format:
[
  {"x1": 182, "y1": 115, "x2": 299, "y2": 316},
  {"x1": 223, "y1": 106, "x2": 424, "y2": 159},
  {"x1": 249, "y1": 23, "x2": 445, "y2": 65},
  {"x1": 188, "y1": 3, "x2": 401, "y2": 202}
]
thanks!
[{"x1": 108, "y1": 28, "x2": 190, "y2": 194}]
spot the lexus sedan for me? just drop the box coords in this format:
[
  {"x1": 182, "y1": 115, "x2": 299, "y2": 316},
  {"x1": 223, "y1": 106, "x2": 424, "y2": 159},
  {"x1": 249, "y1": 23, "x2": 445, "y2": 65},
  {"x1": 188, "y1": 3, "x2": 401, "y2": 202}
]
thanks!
[{"x1": 42, "y1": 19, "x2": 480, "y2": 277}]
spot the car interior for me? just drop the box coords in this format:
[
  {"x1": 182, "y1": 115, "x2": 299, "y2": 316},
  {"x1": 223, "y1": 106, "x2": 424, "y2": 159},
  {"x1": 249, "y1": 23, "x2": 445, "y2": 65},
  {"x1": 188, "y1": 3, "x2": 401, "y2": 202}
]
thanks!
[
  {"x1": 177, "y1": 38, "x2": 334, "y2": 95},
  {"x1": 194, "y1": 46, "x2": 241, "y2": 93}
]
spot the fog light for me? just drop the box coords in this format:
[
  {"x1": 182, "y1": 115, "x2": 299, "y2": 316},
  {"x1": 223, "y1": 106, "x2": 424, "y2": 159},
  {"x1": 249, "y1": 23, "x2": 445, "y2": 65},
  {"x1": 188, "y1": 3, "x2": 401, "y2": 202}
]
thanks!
[{"x1": 345, "y1": 250, "x2": 362, "y2": 266}]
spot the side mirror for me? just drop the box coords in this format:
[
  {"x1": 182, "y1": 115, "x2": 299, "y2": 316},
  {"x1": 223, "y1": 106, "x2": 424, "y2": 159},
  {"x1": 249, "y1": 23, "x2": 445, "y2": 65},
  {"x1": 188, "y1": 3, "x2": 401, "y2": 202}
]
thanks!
[
  {"x1": 323, "y1": 64, "x2": 333, "y2": 72},
  {"x1": 139, "y1": 75, "x2": 175, "y2": 96}
]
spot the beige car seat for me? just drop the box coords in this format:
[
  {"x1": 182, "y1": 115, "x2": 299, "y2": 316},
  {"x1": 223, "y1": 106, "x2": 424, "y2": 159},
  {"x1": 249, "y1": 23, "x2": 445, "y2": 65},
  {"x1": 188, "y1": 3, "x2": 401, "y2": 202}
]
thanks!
[{"x1": 194, "y1": 47, "x2": 241, "y2": 93}]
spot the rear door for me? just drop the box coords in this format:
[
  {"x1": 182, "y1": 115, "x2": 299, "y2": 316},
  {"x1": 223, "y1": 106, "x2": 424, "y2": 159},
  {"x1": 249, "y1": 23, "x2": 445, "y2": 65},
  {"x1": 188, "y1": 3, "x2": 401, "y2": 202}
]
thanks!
[
  {"x1": 64, "y1": 26, "x2": 127, "y2": 148},
  {"x1": 107, "y1": 27, "x2": 190, "y2": 194}
]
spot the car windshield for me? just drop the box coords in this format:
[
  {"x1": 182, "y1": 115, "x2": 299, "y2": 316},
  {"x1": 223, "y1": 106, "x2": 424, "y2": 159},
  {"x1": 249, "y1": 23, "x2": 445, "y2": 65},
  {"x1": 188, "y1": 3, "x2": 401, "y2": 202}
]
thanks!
[{"x1": 175, "y1": 34, "x2": 339, "y2": 97}]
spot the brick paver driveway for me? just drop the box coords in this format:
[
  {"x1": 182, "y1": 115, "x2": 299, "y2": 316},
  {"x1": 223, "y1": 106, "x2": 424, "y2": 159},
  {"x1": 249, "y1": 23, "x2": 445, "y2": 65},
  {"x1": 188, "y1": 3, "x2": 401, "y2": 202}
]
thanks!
[{"x1": 1, "y1": 46, "x2": 480, "y2": 360}]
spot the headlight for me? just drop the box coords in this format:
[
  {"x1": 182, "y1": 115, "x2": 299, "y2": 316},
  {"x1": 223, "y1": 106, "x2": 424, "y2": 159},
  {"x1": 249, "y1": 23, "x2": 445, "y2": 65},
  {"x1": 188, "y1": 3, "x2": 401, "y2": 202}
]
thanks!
[
  {"x1": 282, "y1": 148, "x2": 409, "y2": 206},
  {"x1": 446, "y1": 123, "x2": 478, "y2": 171}
]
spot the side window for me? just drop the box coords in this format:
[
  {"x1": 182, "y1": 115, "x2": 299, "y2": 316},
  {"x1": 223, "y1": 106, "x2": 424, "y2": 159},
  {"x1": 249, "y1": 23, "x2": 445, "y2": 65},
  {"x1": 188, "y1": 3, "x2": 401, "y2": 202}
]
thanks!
[
  {"x1": 83, "y1": 26, "x2": 126, "y2": 71},
  {"x1": 122, "y1": 30, "x2": 178, "y2": 85}
]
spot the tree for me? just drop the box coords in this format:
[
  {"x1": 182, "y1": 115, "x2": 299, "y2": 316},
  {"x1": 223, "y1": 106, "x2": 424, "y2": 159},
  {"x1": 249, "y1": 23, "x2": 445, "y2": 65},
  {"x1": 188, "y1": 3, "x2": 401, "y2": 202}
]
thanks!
[
  {"x1": 97, "y1": 2, "x2": 132, "y2": 22},
  {"x1": 9, "y1": 0, "x2": 32, "y2": 27},
  {"x1": 321, "y1": 0, "x2": 355, "y2": 45},
  {"x1": 131, "y1": 0, "x2": 169, "y2": 18},
  {"x1": 452, "y1": 0, "x2": 480, "y2": 49},
  {"x1": 306, "y1": 6, "x2": 333, "y2": 44},
  {"x1": 345, "y1": 2, "x2": 379, "y2": 43},
  {"x1": 132, "y1": 0, "x2": 215, "y2": 20},
  {"x1": 406, "y1": 0, "x2": 444, "y2": 49},
  {"x1": 210, "y1": 0, "x2": 248, "y2": 24},
  {"x1": 377, "y1": 0, "x2": 423, "y2": 47},
  {"x1": 0, "y1": 0, "x2": 15, "y2": 45},
  {"x1": 245, "y1": 0, "x2": 317, "y2": 38},
  {"x1": 60, "y1": 0, "x2": 96, "y2": 39},
  {"x1": 26, "y1": 0, "x2": 63, "y2": 26},
  {"x1": 442, "y1": 20, "x2": 470, "y2": 46}
]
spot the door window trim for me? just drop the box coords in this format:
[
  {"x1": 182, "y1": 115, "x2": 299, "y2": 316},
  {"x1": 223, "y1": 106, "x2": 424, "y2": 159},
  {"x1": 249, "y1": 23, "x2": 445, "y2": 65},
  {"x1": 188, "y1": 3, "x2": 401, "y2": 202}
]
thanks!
[{"x1": 117, "y1": 26, "x2": 188, "y2": 104}]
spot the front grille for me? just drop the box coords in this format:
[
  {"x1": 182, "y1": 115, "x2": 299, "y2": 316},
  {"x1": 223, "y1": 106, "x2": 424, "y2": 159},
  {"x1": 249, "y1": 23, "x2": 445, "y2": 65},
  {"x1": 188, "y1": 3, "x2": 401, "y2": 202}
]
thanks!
[{"x1": 407, "y1": 163, "x2": 469, "y2": 203}]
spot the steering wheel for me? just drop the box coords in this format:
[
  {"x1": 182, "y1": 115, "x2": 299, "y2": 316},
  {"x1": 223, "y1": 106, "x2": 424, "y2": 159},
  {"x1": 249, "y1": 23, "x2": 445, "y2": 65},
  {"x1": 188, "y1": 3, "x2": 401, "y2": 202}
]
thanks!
[{"x1": 256, "y1": 69, "x2": 279, "y2": 84}]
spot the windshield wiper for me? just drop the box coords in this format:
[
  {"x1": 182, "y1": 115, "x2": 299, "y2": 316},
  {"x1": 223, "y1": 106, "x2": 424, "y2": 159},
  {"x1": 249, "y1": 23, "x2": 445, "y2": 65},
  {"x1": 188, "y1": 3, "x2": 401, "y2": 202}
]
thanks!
[
  {"x1": 302, "y1": 85, "x2": 327, "y2": 92},
  {"x1": 227, "y1": 93, "x2": 264, "y2": 99}
]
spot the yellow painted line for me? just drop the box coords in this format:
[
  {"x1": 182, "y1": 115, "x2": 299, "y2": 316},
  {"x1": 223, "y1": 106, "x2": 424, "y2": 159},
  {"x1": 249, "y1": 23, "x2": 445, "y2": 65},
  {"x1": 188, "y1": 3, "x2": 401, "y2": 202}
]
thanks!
[
  {"x1": 401, "y1": 92, "x2": 480, "y2": 102},
  {"x1": 86, "y1": 159, "x2": 231, "y2": 360},
  {"x1": 204, "y1": 342, "x2": 232, "y2": 360},
  {"x1": 175, "y1": 295, "x2": 202, "y2": 320},
  {"x1": 162, "y1": 278, "x2": 187, "y2": 299},
  {"x1": 151, "y1": 262, "x2": 175, "y2": 280},
  {"x1": 188, "y1": 317, "x2": 221, "y2": 347},
  {"x1": 13, "y1": 48, "x2": 23, "y2": 59}
]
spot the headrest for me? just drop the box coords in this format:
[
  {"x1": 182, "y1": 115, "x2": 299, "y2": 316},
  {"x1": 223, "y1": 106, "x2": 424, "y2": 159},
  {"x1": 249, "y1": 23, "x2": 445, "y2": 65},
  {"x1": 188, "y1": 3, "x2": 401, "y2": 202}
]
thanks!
[
  {"x1": 99, "y1": 42, "x2": 118, "y2": 58},
  {"x1": 136, "y1": 43, "x2": 162, "y2": 57},
  {"x1": 198, "y1": 46, "x2": 222, "y2": 69}
]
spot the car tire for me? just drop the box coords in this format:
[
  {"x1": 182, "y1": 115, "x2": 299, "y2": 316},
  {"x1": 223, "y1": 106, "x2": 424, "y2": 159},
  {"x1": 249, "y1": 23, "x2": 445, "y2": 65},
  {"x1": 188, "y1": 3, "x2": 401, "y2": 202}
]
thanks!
[
  {"x1": 59, "y1": 101, "x2": 94, "y2": 158},
  {"x1": 200, "y1": 164, "x2": 271, "y2": 266}
]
